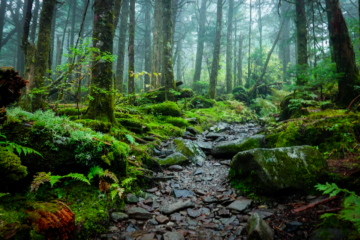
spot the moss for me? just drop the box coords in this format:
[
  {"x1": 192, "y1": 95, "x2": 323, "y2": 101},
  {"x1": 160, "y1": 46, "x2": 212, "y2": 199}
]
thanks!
[
  {"x1": 73, "y1": 119, "x2": 112, "y2": 133},
  {"x1": 212, "y1": 135, "x2": 265, "y2": 157},
  {"x1": 162, "y1": 116, "x2": 189, "y2": 128},
  {"x1": 179, "y1": 88, "x2": 194, "y2": 99},
  {"x1": 0, "y1": 147, "x2": 28, "y2": 182},
  {"x1": 116, "y1": 118, "x2": 150, "y2": 134},
  {"x1": 56, "y1": 108, "x2": 87, "y2": 117},
  {"x1": 189, "y1": 95, "x2": 216, "y2": 109},
  {"x1": 146, "y1": 101, "x2": 182, "y2": 117},
  {"x1": 155, "y1": 153, "x2": 188, "y2": 166}
]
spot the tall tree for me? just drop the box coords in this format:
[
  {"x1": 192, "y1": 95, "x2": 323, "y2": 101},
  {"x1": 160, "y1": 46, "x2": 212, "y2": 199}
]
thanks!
[
  {"x1": 22, "y1": 0, "x2": 35, "y2": 63},
  {"x1": 246, "y1": 0, "x2": 252, "y2": 88},
  {"x1": 116, "y1": 0, "x2": 129, "y2": 93},
  {"x1": 31, "y1": 0, "x2": 57, "y2": 111},
  {"x1": 226, "y1": 0, "x2": 234, "y2": 93},
  {"x1": 128, "y1": 0, "x2": 135, "y2": 97},
  {"x1": 86, "y1": 0, "x2": 117, "y2": 124},
  {"x1": 0, "y1": 0, "x2": 7, "y2": 54},
  {"x1": 193, "y1": 0, "x2": 207, "y2": 88},
  {"x1": 295, "y1": 0, "x2": 308, "y2": 85},
  {"x1": 151, "y1": 0, "x2": 163, "y2": 88},
  {"x1": 162, "y1": 0, "x2": 176, "y2": 101},
  {"x1": 144, "y1": 0, "x2": 151, "y2": 91},
  {"x1": 237, "y1": 34, "x2": 244, "y2": 86},
  {"x1": 258, "y1": 0, "x2": 262, "y2": 66},
  {"x1": 70, "y1": 0, "x2": 77, "y2": 48},
  {"x1": 209, "y1": 0, "x2": 223, "y2": 99},
  {"x1": 30, "y1": 0, "x2": 40, "y2": 43},
  {"x1": 113, "y1": 0, "x2": 122, "y2": 29},
  {"x1": 279, "y1": 1, "x2": 290, "y2": 82}
]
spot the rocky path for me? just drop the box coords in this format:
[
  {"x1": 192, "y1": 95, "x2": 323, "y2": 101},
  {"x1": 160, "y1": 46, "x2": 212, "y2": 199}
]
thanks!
[{"x1": 102, "y1": 123, "x2": 341, "y2": 240}]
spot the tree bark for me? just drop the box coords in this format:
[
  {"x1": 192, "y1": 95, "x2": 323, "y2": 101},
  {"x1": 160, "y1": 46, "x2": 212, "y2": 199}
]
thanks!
[
  {"x1": 193, "y1": 0, "x2": 207, "y2": 88},
  {"x1": 144, "y1": 0, "x2": 151, "y2": 91},
  {"x1": 0, "y1": 0, "x2": 8, "y2": 54},
  {"x1": 237, "y1": 34, "x2": 244, "y2": 86},
  {"x1": 162, "y1": 0, "x2": 176, "y2": 101},
  {"x1": 22, "y1": 0, "x2": 35, "y2": 65},
  {"x1": 325, "y1": 0, "x2": 335, "y2": 62},
  {"x1": 209, "y1": 0, "x2": 223, "y2": 99},
  {"x1": 258, "y1": 0, "x2": 262, "y2": 66},
  {"x1": 246, "y1": 0, "x2": 252, "y2": 88},
  {"x1": 279, "y1": 1, "x2": 290, "y2": 82},
  {"x1": 226, "y1": 0, "x2": 234, "y2": 94},
  {"x1": 128, "y1": 0, "x2": 135, "y2": 96},
  {"x1": 70, "y1": 0, "x2": 77, "y2": 48},
  {"x1": 31, "y1": 0, "x2": 57, "y2": 111},
  {"x1": 113, "y1": 0, "x2": 122, "y2": 29},
  {"x1": 30, "y1": 0, "x2": 40, "y2": 43},
  {"x1": 295, "y1": 0, "x2": 308, "y2": 85},
  {"x1": 49, "y1": 3, "x2": 56, "y2": 74},
  {"x1": 326, "y1": 0, "x2": 359, "y2": 104},
  {"x1": 233, "y1": 20, "x2": 237, "y2": 87},
  {"x1": 87, "y1": 0, "x2": 116, "y2": 124},
  {"x1": 151, "y1": 0, "x2": 163, "y2": 88},
  {"x1": 116, "y1": 0, "x2": 129, "y2": 93}
]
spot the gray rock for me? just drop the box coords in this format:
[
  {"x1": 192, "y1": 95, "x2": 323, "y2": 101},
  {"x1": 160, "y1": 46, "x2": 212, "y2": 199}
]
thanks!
[
  {"x1": 206, "y1": 132, "x2": 224, "y2": 140},
  {"x1": 246, "y1": 213, "x2": 274, "y2": 240},
  {"x1": 220, "y1": 160, "x2": 231, "y2": 166},
  {"x1": 231, "y1": 146, "x2": 327, "y2": 192},
  {"x1": 210, "y1": 122, "x2": 230, "y2": 133},
  {"x1": 202, "y1": 196, "x2": 218, "y2": 203},
  {"x1": 196, "y1": 141, "x2": 212, "y2": 150},
  {"x1": 186, "y1": 118, "x2": 198, "y2": 124},
  {"x1": 187, "y1": 208, "x2": 201, "y2": 218},
  {"x1": 126, "y1": 207, "x2": 152, "y2": 220},
  {"x1": 174, "y1": 139, "x2": 206, "y2": 166},
  {"x1": 111, "y1": 212, "x2": 129, "y2": 221},
  {"x1": 155, "y1": 153, "x2": 188, "y2": 166},
  {"x1": 220, "y1": 216, "x2": 236, "y2": 225},
  {"x1": 212, "y1": 135, "x2": 265, "y2": 157},
  {"x1": 310, "y1": 228, "x2": 350, "y2": 240},
  {"x1": 163, "y1": 232, "x2": 185, "y2": 240},
  {"x1": 161, "y1": 200, "x2": 195, "y2": 214},
  {"x1": 186, "y1": 127, "x2": 197, "y2": 135},
  {"x1": 172, "y1": 189, "x2": 195, "y2": 198},
  {"x1": 227, "y1": 198, "x2": 252, "y2": 212},
  {"x1": 249, "y1": 209, "x2": 274, "y2": 219},
  {"x1": 168, "y1": 165, "x2": 183, "y2": 171},
  {"x1": 155, "y1": 215, "x2": 169, "y2": 224},
  {"x1": 126, "y1": 193, "x2": 139, "y2": 203}
]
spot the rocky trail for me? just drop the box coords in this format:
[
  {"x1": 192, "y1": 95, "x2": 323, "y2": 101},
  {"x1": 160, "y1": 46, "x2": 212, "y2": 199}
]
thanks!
[{"x1": 102, "y1": 123, "x2": 342, "y2": 240}]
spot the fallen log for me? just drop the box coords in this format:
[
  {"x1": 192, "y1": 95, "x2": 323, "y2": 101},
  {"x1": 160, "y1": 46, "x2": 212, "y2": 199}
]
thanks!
[{"x1": 291, "y1": 196, "x2": 337, "y2": 214}]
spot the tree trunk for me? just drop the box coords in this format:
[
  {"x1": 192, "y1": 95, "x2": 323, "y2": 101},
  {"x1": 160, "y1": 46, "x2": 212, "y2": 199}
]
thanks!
[
  {"x1": 177, "y1": 39, "x2": 182, "y2": 82},
  {"x1": 233, "y1": 20, "x2": 237, "y2": 87},
  {"x1": 128, "y1": 0, "x2": 135, "y2": 96},
  {"x1": 162, "y1": 0, "x2": 176, "y2": 101},
  {"x1": 258, "y1": 0, "x2": 262, "y2": 66},
  {"x1": 325, "y1": 0, "x2": 335, "y2": 62},
  {"x1": 151, "y1": 0, "x2": 163, "y2": 89},
  {"x1": 70, "y1": 0, "x2": 77, "y2": 48},
  {"x1": 237, "y1": 34, "x2": 243, "y2": 86},
  {"x1": 0, "y1": 0, "x2": 8, "y2": 54},
  {"x1": 209, "y1": 0, "x2": 223, "y2": 99},
  {"x1": 30, "y1": 0, "x2": 40, "y2": 43},
  {"x1": 171, "y1": 0, "x2": 178, "y2": 49},
  {"x1": 31, "y1": 0, "x2": 57, "y2": 111},
  {"x1": 49, "y1": 3, "x2": 56, "y2": 74},
  {"x1": 113, "y1": 0, "x2": 122, "y2": 29},
  {"x1": 246, "y1": 0, "x2": 252, "y2": 88},
  {"x1": 116, "y1": 0, "x2": 129, "y2": 94},
  {"x1": 87, "y1": 0, "x2": 116, "y2": 124},
  {"x1": 295, "y1": 0, "x2": 308, "y2": 85},
  {"x1": 226, "y1": 0, "x2": 234, "y2": 94},
  {"x1": 22, "y1": 0, "x2": 35, "y2": 65},
  {"x1": 279, "y1": 1, "x2": 290, "y2": 82},
  {"x1": 193, "y1": 0, "x2": 207, "y2": 88},
  {"x1": 144, "y1": 0, "x2": 151, "y2": 91},
  {"x1": 326, "y1": 0, "x2": 359, "y2": 104}
]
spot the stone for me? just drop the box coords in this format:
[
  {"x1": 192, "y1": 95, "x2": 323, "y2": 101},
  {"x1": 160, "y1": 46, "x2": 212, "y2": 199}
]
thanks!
[
  {"x1": 196, "y1": 141, "x2": 212, "y2": 150},
  {"x1": 212, "y1": 135, "x2": 265, "y2": 158},
  {"x1": 125, "y1": 223, "x2": 138, "y2": 232},
  {"x1": 227, "y1": 198, "x2": 252, "y2": 212},
  {"x1": 187, "y1": 208, "x2": 201, "y2": 218},
  {"x1": 210, "y1": 122, "x2": 230, "y2": 133},
  {"x1": 230, "y1": 146, "x2": 327, "y2": 192},
  {"x1": 174, "y1": 139, "x2": 206, "y2": 166},
  {"x1": 220, "y1": 160, "x2": 231, "y2": 166},
  {"x1": 168, "y1": 165, "x2": 183, "y2": 171},
  {"x1": 285, "y1": 221, "x2": 303, "y2": 232},
  {"x1": 146, "y1": 187, "x2": 158, "y2": 193},
  {"x1": 218, "y1": 208, "x2": 230, "y2": 217},
  {"x1": 235, "y1": 226, "x2": 245, "y2": 235},
  {"x1": 172, "y1": 189, "x2": 195, "y2": 198},
  {"x1": 155, "y1": 153, "x2": 188, "y2": 166},
  {"x1": 126, "y1": 207, "x2": 152, "y2": 220},
  {"x1": 186, "y1": 118, "x2": 198, "y2": 124},
  {"x1": 249, "y1": 209, "x2": 274, "y2": 219},
  {"x1": 206, "y1": 132, "x2": 224, "y2": 140},
  {"x1": 126, "y1": 193, "x2": 139, "y2": 203},
  {"x1": 161, "y1": 200, "x2": 195, "y2": 214},
  {"x1": 202, "y1": 196, "x2": 218, "y2": 203},
  {"x1": 220, "y1": 216, "x2": 236, "y2": 225},
  {"x1": 147, "y1": 219, "x2": 159, "y2": 225},
  {"x1": 163, "y1": 232, "x2": 185, "y2": 240},
  {"x1": 194, "y1": 169, "x2": 202, "y2": 175},
  {"x1": 111, "y1": 212, "x2": 129, "y2": 221},
  {"x1": 186, "y1": 127, "x2": 197, "y2": 135},
  {"x1": 156, "y1": 215, "x2": 169, "y2": 224},
  {"x1": 138, "y1": 233, "x2": 155, "y2": 240},
  {"x1": 246, "y1": 213, "x2": 274, "y2": 240}
]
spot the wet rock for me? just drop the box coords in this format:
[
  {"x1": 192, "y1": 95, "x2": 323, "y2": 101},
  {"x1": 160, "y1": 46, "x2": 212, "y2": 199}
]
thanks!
[
  {"x1": 212, "y1": 135, "x2": 265, "y2": 158},
  {"x1": 249, "y1": 209, "x2": 274, "y2": 219},
  {"x1": 155, "y1": 153, "x2": 188, "y2": 166},
  {"x1": 214, "y1": 136, "x2": 226, "y2": 142},
  {"x1": 127, "y1": 207, "x2": 153, "y2": 220},
  {"x1": 172, "y1": 189, "x2": 195, "y2": 198},
  {"x1": 220, "y1": 216, "x2": 236, "y2": 225},
  {"x1": 194, "y1": 189, "x2": 206, "y2": 195},
  {"x1": 174, "y1": 139, "x2": 206, "y2": 166},
  {"x1": 246, "y1": 213, "x2": 274, "y2": 240},
  {"x1": 220, "y1": 160, "x2": 231, "y2": 166},
  {"x1": 126, "y1": 193, "x2": 139, "y2": 203},
  {"x1": 210, "y1": 122, "x2": 230, "y2": 133},
  {"x1": 168, "y1": 165, "x2": 183, "y2": 171},
  {"x1": 186, "y1": 127, "x2": 197, "y2": 135},
  {"x1": 161, "y1": 200, "x2": 195, "y2": 214},
  {"x1": 111, "y1": 212, "x2": 129, "y2": 222},
  {"x1": 231, "y1": 146, "x2": 327, "y2": 192},
  {"x1": 285, "y1": 221, "x2": 303, "y2": 232},
  {"x1": 146, "y1": 187, "x2": 158, "y2": 193},
  {"x1": 194, "y1": 169, "x2": 202, "y2": 175},
  {"x1": 138, "y1": 233, "x2": 155, "y2": 240},
  {"x1": 218, "y1": 208, "x2": 230, "y2": 217},
  {"x1": 155, "y1": 215, "x2": 170, "y2": 224},
  {"x1": 147, "y1": 219, "x2": 159, "y2": 225},
  {"x1": 202, "y1": 196, "x2": 218, "y2": 203},
  {"x1": 163, "y1": 232, "x2": 185, "y2": 240},
  {"x1": 196, "y1": 141, "x2": 212, "y2": 151},
  {"x1": 187, "y1": 208, "x2": 201, "y2": 218},
  {"x1": 235, "y1": 226, "x2": 245, "y2": 235},
  {"x1": 206, "y1": 132, "x2": 224, "y2": 140},
  {"x1": 309, "y1": 228, "x2": 350, "y2": 240},
  {"x1": 186, "y1": 118, "x2": 197, "y2": 124},
  {"x1": 227, "y1": 198, "x2": 252, "y2": 212},
  {"x1": 126, "y1": 223, "x2": 139, "y2": 232}
]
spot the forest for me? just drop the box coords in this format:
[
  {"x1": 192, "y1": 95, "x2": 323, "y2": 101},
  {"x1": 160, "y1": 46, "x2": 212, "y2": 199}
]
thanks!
[{"x1": 0, "y1": 0, "x2": 360, "y2": 239}]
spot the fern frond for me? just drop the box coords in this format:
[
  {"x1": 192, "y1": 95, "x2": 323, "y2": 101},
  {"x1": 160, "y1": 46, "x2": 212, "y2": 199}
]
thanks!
[
  {"x1": 110, "y1": 183, "x2": 124, "y2": 200},
  {"x1": 49, "y1": 175, "x2": 63, "y2": 187},
  {"x1": 88, "y1": 166, "x2": 103, "y2": 181},
  {"x1": 31, "y1": 172, "x2": 51, "y2": 192},
  {"x1": 102, "y1": 170, "x2": 119, "y2": 183},
  {"x1": 0, "y1": 193, "x2": 9, "y2": 198},
  {"x1": 125, "y1": 134, "x2": 135, "y2": 144},
  {"x1": 64, "y1": 173, "x2": 90, "y2": 185}
]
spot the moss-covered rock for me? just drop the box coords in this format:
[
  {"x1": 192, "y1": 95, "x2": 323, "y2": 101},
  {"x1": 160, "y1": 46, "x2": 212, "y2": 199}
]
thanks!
[
  {"x1": 155, "y1": 153, "x2": 188, "y2": 166},
  {"x1": 0, "y1": 147, "x2": 28, "y2": 182},
  {"x1": 163, "y1": 116, "x2": 189, "y2": 128},
  {"x1": 174, "y1": 139, "x2": 206, "y2": 166},
  {"x1": 189, "y1": 96, "x2": 216, "y2": 109},
  {"x1": 179, "y1": 88, "x2": 194, "y2": 99},
  {"x1": 212, "y1": 135, "x2": 266, "y2": 158},
  {"x1": 232, "y1": 86, "x2": 248, "y2": 103},
  {"x1": 146, "y1": 101, "x2": 182, "y2": 117},
  {"x1": 230, "y1": 146, "x2": 327, "y2": 194},
  {"x1": 74, "y1": 119, "x2": 112, "y2": 133},
  {"x1": 116, "y1": 118, "x2": 150, "y2": 134}
]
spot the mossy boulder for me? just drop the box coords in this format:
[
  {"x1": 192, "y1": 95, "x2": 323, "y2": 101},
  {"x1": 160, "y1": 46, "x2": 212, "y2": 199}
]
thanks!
[
  {"x1": 146, "y1": 101, "x2": 182, "y2": 117},
  {"x1": 174, "y1": 139, "x2": 206, "y2": 166},
  {"x1": 155, "y1": 153, "x2": 188, "y2": 166},
  {"x1": 163, "y1": 116, "x2": 189, "y2": 128},
  {"x1": 0, "y1": 147, "x2": 28, "y2": 182},
  {"x1": 189, "y1": 96, "x2": 216, "y2": 109},
  {"x1": 74, "y1": 119, "x2": 112, "y2": 133},
  {"x1": 230, "y1": 146, "x2": 327, "y2": 194},
  {"x1": 212, "y1": 135, "x2": 266, "y2": 158},
  {"x1": 116, "y1": 118, "x2": 150, "y2": 134},
  {"x1": 179, "y1": 88, "x2": 195, "y2": 99}
]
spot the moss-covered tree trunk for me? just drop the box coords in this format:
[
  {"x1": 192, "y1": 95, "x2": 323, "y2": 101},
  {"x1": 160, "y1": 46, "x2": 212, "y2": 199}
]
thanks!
[
  {"x1": 116, "y1": 0, "x2": 129, "y2": 94},
  {"x1": 144, "y1": 0, "x2": 151, "y2": 91},
  {"x1": 326, "y1": 0, "x2": 359, "y2": 105},
  {"x1": 86, "y1": 0, "x2": 117, "y2": 124},
  {"x1": 128, "y1": 0, "x2": 135, "y2": 97},
  {"x1": 325, "y1": 0, "x2": 335, "y2": 62},
  {"x1": 209, "y1": 0, "x2": 223, "y2": 99},
  {"x1": 151, "y1": 0, "x2": 163, "y2": 89},
  {"x1": 30, "y1": 0, "x2": 40, "y2": 43},
  {"x1": 237, "y1": 34, "x2": 243, "y2": 86},
  {"x1": 295, "y1": 0, "x2": 308, "y2": 85},
  {"x1": 162, "y1": 0, "x2": 176, "y2": 101},
  {"x1": 113, "y1": 0, "x2": 122, "y2": 30},
  {"x1": 31, "y1": 0, "x2": 57, "y2": 112},
  {"x1": 226, "y1": 0, "x2": 234, "y2": 94},
  {"x1": 22, "y1": 0, "x2": 34, "y2": 65},
  {"x1": 193, "y1": 0, "x2": 207, "y2": 89}
]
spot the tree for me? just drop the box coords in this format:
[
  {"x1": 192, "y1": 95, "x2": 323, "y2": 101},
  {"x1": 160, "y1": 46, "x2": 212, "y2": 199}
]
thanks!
[
  {"x1": 30, "y1": 0, "x2": 40, "y2": 43},
  {"x1": 162, "y1": 0, "x2": 176, "y2": 101},
  {"x1": 86, "y1": 0, "x2": 117, "y2": 124},
  {"x1": 193, "y1": 0, "x2": 207, "y2": 88},
  {"x1": 295, "y1": 0, "x2": 308, "y2": 85},
  {"x1": 22, "y1": 0, "x2": 35, "y2": 62},
  {"x1": 237, "y1": 34, "x2": 244, "y2": 86},
  {"x1": 113, "y1": 0, "x2": 122, "y2": 29},
  {"x1": 246, "y1": 0, "x2": 252, "y2": 88},
  {"x1": 279, "y1": 1, "x2": 290, "y2": 82},
  {"x1": 0, "y1": 0, "x2": 7, "y2": 54},
  {"x1": 209, "y1": 0, "x2": 223, "y2": 99},
  {"x1": 31, "y1": 0, "x2": 57, "y2": 111},
  {"x1": 128, "y1": 0, "x2": 135, "y2": 97},
  {"x1": 225, "y1": 0, "x2": 234, "y2": 94},
  {"x1": 151, "y1": 0, "x2": 163, "y2": 88},
  {"x1": 144, "y1": 0, "x2": 151, "y2": 91}
]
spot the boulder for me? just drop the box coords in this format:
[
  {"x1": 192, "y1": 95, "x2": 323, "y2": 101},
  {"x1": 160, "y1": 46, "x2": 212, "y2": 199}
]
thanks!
[
  {"x1": 230, "y1": 146, "x2": 327, "y2": 193},
  {"x1": 246, "y1": 213, "x2": 274, "y2": 240},
  {"x1": 111, "y1": 212, "x2": 129, "y2": 221},
  {"x1": 155, "y1": 153, "x2": 188, "y2": 166},
  {"x1": 212, "y1": 135, "x2": 265, "y2": 158},
  {"x1": 174, "y1": 139, "x2": 206, "y2": 166},
  {"x1": 126, "y1": 207, "x2": 152, "y2": 220}
]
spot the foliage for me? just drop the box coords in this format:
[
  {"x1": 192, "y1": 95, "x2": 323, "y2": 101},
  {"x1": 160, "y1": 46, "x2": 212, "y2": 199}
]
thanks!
[
  {"x1": 0, "y1": 193, "x2": 9, "y2": 198},
  {"x1": 250, "y1": 97, "x2": 277, "y2": 117},
  {"x1": 0, "y1": 133, "x2": 42, "y2": 157}
]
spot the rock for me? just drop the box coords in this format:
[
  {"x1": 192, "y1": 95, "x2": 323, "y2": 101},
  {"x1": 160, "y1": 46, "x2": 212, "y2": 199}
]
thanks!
[
  {"x1": 235, "y1": 226, "x2": 245, "y2": 235},
  {"x1": 146, "y1": 187, "x2": 158, "y2": 193},
  {"x1": 172, "y1": 189, "x2": 195, "y2": 198},
  {"x1": 214, "y1": 136, "x2": 226, "y2": 142},
  {"x1": 220, "y1": 160, "x2": 231, "y2": 166},
  {"x1": 202, "y1": 196, "x2": 218, "y2": 203},
  {"x1": 220, "y1": 216, "x2": 236, "y2": 225},
  {"x1": 218, "y1": 208, "x2": 230, "y2": 217},
  {"x1": 186, "y1": 127, "x2": 197, "y2": 135},
  {"x1": 285, "y1": 221, "x2": 303, "y2": 232},
  {"x1": 230, "y1": 146, "x2": 327, "y2": 192},
  {"x1": 187, "y1": 208, "x2": 201, "y2": 218},
  {"x1": 126, "y1": 193, "x2": 139, "y2": 203},
  {"x1": 155, "y1": 153, "x2": 188, "y2": 166},
  {"x1": 189, "y1": 95, "x2": 215, "y2": 109},
  {"x1": 155, "y1": 215, "x2": 169, "y2": 224},
  {"x1": 194, "y1": 170, "x2": 202, "y2": 175},
  {"x1": 249, "y1": 209, "x2": 274, "y2": 219},
  {"x1": 205, "y1": 132, "x2": 224, "y2": 140},
  {"x1": 212, "y1": 135, "x2": 265, "y2": 158},
  {"x1": 163, "y1": 232, "x2": 185, "y2": 240},
  {"x1": 168, "y1": 165, "x2": 183, "y2": 171},
  {"x1": 111, "y1": 212, "x2": 129, "y2": 221},
  {"x1": 186, "y1": 117, "x2": 198, "y2": 124},
  {"x1": 147, "y1": 219, "x2": 159, "y2": 225},
  {"x1": 246, "y1": 213, "x2": 274, "y2": 240},
  {"x1": 210, "y1": 122, "x2": 230, "y2": 133},
  {"x1": 174, "y1": 139, "x2": 206, "y2": 166},
  {"x1": 126, "y1": 207, "x2": 152, "y2": 220},
  {"x1": 125, "y1": 223, "x2": 138, "y2": 232},
  {"x1": 161, "y1": 200, "x2": 195, "y2": 214},
  {"x1": 227, "y1": 198, "x2": 252, "y2": 212},
  {"x1": 196, "y1": 141, "x2": 212, "y2": 150},
  {"x1": 138, "y1": 233, "x2": 156, "y2": 240}
]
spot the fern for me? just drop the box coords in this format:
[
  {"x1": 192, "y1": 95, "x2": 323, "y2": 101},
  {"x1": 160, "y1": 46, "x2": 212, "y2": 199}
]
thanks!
[
  {"x1": 0, "y1": 193, "x2": 9, "y2": 198},
  {"x1": 31, "y1": 172, "x2": 51, "y2": 192},
  {"x1": 88, "y1": 165, "x2": 103, "y2": 181},
  {"x1": 125, "y1": 134, "x2": 135, "y2": 144},
  {"x1": 0, "y1": 135, "x2": 43, "y2": 157},
  {"x1": 102, "y1": 169, "x2": 119, "y2": 183},
  {"x1": 110, "y1": 183, "x2": 125, "y2": 200},
  {"x1": 63, "y1": 173, "x2": 90, "y2": 185}
]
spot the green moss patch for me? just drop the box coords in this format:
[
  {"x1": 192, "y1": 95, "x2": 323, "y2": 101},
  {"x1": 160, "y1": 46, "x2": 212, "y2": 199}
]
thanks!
[{"x1": 145, "y1": 101, "x2": 182, "y2": 117}]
